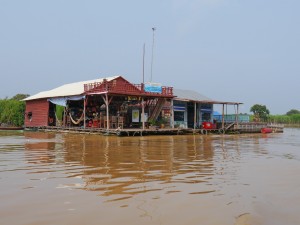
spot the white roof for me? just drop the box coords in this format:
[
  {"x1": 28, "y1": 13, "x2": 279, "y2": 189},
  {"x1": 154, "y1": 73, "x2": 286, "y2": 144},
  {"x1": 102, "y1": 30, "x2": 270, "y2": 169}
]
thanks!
[{"x1": 24, "y1": 75, "x2": 120, "y2": 101}]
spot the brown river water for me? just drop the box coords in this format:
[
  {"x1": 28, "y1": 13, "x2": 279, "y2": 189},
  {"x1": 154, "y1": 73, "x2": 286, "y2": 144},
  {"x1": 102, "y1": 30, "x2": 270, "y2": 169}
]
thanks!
[{"x1": 1, "y1": 128, "x2": 300, "y2": 225}]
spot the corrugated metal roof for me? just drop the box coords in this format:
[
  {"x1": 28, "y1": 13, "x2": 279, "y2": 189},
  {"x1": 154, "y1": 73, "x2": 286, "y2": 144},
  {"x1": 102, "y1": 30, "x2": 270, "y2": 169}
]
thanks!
[
  {"x1": 24, "y1": 75, "x2": 120, "y2": 101},
  {"x1": 173, "y1": 89, "x2": 213, "y2": 102},
  {"x1": 173, "y1": 88, "x2": 243, "y2": 105},
  {"x1": 24, "y1": 77, "x2": 242, "y2": 105}
]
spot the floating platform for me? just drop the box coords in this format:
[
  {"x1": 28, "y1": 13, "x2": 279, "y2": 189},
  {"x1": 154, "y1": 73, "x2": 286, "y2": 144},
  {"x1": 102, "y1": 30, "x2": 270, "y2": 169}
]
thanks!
[
  {"x1": 25, "y1": 126, "x2": 187, "y2": 136},
  {"x1": 24, "y1": 123, "x2": 284, "y2": 137}
]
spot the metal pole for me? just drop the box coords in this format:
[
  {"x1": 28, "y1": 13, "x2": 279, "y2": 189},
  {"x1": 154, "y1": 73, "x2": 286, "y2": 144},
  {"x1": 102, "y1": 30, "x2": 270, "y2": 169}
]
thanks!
[
  {"x1": 150, "y1": 27, "x2": 156, "y2": 82},
  {"x1": 143, "y1": 43, "x2": 145, "y2": 84}
]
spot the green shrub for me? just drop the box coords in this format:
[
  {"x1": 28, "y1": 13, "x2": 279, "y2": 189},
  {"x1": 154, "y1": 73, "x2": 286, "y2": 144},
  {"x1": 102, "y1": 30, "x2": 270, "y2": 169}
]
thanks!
[{"x1": 0, "y1": 99, "x2": 25, "y2": 127}]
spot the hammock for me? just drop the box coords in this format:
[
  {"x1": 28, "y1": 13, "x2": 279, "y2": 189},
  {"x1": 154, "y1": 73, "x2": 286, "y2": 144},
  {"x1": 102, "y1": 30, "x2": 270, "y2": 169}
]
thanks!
[
  {"x1": 54, "y1": 111, "x2": 62, "y2": 126},
  {"x1": 69, "y1": 112, "x2": 84, "y2": 125}
]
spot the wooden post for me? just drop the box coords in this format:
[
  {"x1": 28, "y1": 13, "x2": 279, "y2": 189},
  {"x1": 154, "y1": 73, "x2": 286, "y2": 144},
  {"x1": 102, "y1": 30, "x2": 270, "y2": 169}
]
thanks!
[
  {"x1": 83, "y1": 96, "x2": 86, "y2": 128},
  {"x1": 194, "y1": 102, "x2": 197, "y2": 130},
  {"x1": 63, "y1": 107, "x2": 66, "y2": 127},
  {"x1": 222, "y1": 104, "x2": 225, "y2": 129},
  {"x1": 171, "y1": 99, "x2": 174, "y2": 128},
  {"x1": 105, "y1": 93, "x2": 109, "y2": 129},
  {"x1": 142, "y1": 97, "x2": 145, "y2": 129},
  {"x1": 236, "y1": 104, "x2": 239, "y2": 129}
]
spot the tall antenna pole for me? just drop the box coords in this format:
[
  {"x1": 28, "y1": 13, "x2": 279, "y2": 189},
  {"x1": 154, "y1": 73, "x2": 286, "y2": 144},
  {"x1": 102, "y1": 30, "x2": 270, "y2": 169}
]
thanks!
[
  {"x1": 142, "y1": 43, "x2": 145, "y2": 84},
  {"x1": 150, "y1": 27, "x2": 156, "y2": 82}
]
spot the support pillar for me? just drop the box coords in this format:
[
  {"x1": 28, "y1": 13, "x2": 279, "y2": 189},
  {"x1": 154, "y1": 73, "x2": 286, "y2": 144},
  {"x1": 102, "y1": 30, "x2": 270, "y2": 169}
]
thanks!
[
  {"x1": 222, "y1": 104, "x2": 225, "y2": 129},
  {"x1": 141, "y1": 98, "x2": 145, "y2": 129}
]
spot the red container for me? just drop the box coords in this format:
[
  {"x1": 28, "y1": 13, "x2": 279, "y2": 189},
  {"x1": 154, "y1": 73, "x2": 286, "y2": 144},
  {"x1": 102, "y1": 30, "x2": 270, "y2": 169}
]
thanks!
[
  {"x1": 202, "y1": 122, "x2": 214, "y2": 129},
  {"x1": 93, "y1": 120, "x2": 99, "y2": 128},
  {"x1": 261, "y1": 127, "x2": 272, "y2": 133}
]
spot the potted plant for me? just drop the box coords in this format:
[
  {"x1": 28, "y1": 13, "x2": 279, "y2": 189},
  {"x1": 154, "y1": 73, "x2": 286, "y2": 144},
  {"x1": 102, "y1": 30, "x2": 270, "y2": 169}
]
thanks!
[
  {"x1": 148, "y1": 118, "x2": 158, "y2": 129},
  {"x1": 158, "y1": 117, "x2": 168, "y2": 129}
]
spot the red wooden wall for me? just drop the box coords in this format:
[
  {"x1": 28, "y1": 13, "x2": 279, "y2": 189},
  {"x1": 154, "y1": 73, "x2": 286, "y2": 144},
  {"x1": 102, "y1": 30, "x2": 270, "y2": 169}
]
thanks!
[{"x1": 25, "y1": 99, "x2": 49, "y2": 127}]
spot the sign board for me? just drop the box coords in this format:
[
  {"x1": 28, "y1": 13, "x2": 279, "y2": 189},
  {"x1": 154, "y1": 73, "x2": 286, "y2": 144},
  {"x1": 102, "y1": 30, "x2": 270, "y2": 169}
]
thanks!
[
  {"x1": 132, "y1": 109, "x2": 140, "y2": 122},
  {"x1": 141, "y1": 113, "x2": 148, "y2": 122},
  {"x1": 144, "y1": 82, "x2": 162, "y2": 93}
]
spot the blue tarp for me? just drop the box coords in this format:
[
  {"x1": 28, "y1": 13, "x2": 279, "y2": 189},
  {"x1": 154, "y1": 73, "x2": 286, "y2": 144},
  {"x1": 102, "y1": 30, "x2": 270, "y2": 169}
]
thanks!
[{"x1": 213, "y1": 111, "x2": 221, "y2": 116}]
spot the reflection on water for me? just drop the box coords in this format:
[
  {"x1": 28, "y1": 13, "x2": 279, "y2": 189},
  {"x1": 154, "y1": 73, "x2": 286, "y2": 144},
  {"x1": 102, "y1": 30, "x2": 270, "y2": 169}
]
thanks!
[
  {"x1": 1, "y1": 129, "x2": 300, "y2": 225},
  {"x1": 63, "y1": 134, "x2": 215, "y2": 198}
]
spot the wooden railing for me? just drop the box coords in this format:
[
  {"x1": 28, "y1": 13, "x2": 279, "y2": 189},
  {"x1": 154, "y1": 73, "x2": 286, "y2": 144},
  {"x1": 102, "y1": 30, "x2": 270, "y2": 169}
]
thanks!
[
  {"x1": 84, "y1": 82, "x2": 103, "y2": 92},
  {"x1": 84, "y1": 81, "x2": 173, "y2": 97}
]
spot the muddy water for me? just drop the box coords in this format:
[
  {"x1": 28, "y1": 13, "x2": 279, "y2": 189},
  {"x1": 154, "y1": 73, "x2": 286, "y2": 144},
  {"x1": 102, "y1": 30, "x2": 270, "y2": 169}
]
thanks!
[{"x1": 0, "y1": 129, "x2": 300, "y2": 225}]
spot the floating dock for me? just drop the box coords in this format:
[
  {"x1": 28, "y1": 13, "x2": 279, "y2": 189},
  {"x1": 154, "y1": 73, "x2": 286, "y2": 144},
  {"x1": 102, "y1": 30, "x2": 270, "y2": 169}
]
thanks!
[{"x1": 25, "y1": 122, "x2": 284, "y2": 137}]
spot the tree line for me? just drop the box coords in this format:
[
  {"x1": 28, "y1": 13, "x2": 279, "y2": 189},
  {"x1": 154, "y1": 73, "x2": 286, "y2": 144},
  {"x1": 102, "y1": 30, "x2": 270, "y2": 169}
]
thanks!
[
  {"x1": 0, "y1": 94, "x2": 29, "y2": 127},
  {"x1": 250, "y1": 104, "x2": 300, "y2": 124}
]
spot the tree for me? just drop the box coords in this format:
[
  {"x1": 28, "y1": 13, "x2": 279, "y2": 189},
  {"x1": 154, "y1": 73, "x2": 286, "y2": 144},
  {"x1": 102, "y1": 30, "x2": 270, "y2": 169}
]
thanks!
[
  {"x1": 250, "y1": 104, "x2": 270, "y2": 122},
  {"x1": 11, "y1": 93, "x2": 30, "y2": 101},
  {"x1": 286, "y1": 109, "x2": 300, "y2": 116},
  {"x1": 0, "y1": 99, "x2": 26, "y2": 126}
]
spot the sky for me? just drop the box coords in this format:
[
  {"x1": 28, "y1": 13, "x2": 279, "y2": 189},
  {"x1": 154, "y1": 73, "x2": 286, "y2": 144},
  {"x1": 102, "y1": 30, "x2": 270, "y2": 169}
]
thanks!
[{"x1": 1, "y1": 0, "x2": 299, "y2": 114}]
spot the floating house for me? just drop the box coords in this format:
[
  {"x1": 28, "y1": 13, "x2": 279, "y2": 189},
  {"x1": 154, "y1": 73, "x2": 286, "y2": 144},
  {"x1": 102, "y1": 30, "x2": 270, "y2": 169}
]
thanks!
[
  {"x1": 23, "y1": 75, "x2": 252, "y2": 135},
  {"x1": 24, "y1": 76, "x2": 173, "y2": 129}
]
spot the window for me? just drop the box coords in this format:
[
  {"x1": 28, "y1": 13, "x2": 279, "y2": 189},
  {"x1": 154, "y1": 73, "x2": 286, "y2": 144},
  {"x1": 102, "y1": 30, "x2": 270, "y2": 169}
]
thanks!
[
  {"x1": 202, "y1": 112, "x2": 211, "y2": 121},
  {"x1": 27, "y1": 112, "x2": 32, "y2": 121},
  {"x1": 174, "y1": 111, "x2": 184, "y2": 121}
]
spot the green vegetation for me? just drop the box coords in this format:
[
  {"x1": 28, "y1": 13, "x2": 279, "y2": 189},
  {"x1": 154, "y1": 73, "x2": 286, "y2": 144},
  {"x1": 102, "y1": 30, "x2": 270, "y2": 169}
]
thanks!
[
  {"x1": 250, "y1": 104, "x2": 300, "y2": 125},
  {"x1": 250, "y1": 104, "x2": 270, "y2": 122},
  {"x1": 148, "y1": 118, "x2": 158, "y2": 126},
  {"x1": 269, "y1": 114, "x2": 300, "y2": 124},
  {"x1": 11, "y1": 94, "x2": 30, "y2": 101},
  {"x1": 286, "y1": 109, "x2": 300, "y2": 116},
  {"x1": 0, "y1": 94, "x2": 28, "y2": 127}
]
